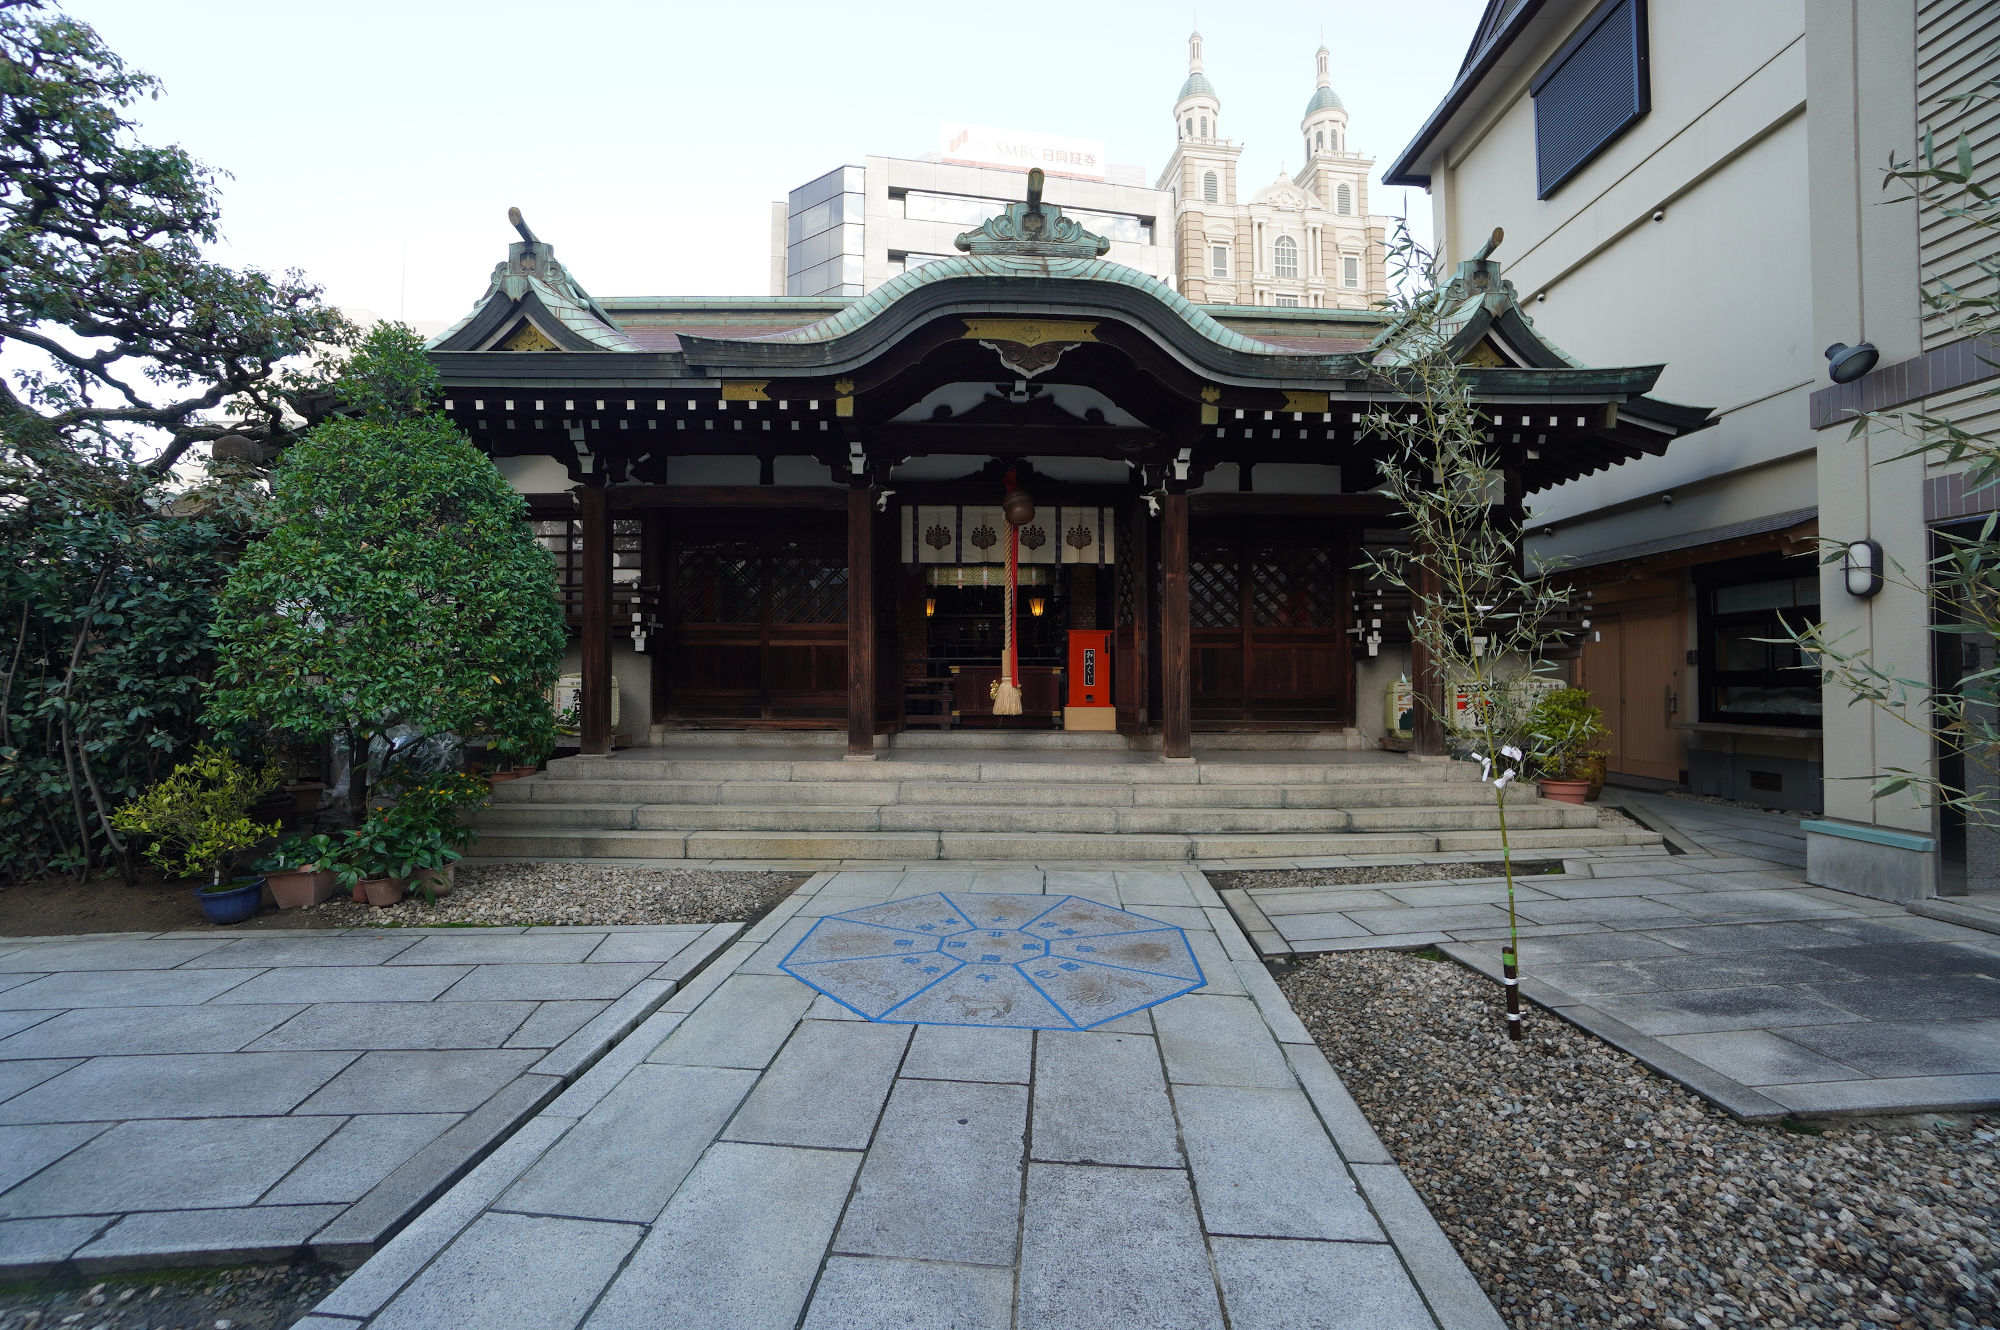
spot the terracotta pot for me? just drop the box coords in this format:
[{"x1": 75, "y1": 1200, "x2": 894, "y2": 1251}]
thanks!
[
  {"x1": 510, "y1": 765, "x2": 538, "y2": 779},
  {"x1": 360, "y1": 876, "x2": 407, "y2": 908},
  {"x1": 412, "y1": 864, "x2": 456, "y2": 898},
  {"x1": 285, "y1": 782, "x2": 325, "y2": 817},
  {"x1": 1537, "y1": 778, "x2": 1591, "y2": 806},
  {"x1": 488, "y1": 770, "x2": 520, "y2": 785},
  {"x1": 267, "y1": 866, "x2": 337, "y2": 910}
]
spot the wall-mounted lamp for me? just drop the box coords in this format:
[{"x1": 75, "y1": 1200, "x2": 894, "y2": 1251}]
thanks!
[
  {"x1": 1028, "y1": 596, "x2": 1046, "y2": 618},
  {"x1": 924, "y1": 597, "x2": 936, "y2": 618},
  {"x1": 1825, "y1": 342, "x2": 1879, "y2": 385},
  {"x1": 1843, "y1": 538, "x2": 1884, "y2": 598}
]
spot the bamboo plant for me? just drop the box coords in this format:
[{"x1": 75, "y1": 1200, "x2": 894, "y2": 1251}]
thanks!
[{"x1": 1361, "y1": 222, "x2": 1579, "y2": 1041}]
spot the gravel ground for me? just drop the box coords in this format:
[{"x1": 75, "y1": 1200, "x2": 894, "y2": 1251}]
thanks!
[
  {"x1": 295, "y1": 863, "x2": 808, "y2": 928},
  {"x1": 1279, "y1": 949, "x2": 2000, "y2": 1330},
  {"x1": 0, "y1": 1262, "x2": 343, "y2": 1330},
  {"x1": 1209, "y1": 860, "x2": 1564, "y2": 890}
]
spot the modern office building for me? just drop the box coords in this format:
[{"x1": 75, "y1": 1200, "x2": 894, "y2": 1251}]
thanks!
[{"x1": 772, "y1": 151, "x2": 1177, "y2": 298}]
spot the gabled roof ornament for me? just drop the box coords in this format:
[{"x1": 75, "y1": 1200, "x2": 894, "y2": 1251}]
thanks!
[
  {"x1": 1443, "y1": 226, "x2": 1515, "y2": 303},
  {"x1": 490, "y1": 207, "x2": 616, "y2": 326},
  {"x1": 954, "y1": 168, "x2": 1111, "y2": 260}
]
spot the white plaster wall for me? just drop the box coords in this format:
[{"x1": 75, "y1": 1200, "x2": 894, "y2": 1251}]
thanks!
[
  {"x1": 559, "y1": 643, "x2": 652, "y2": 743},
  {"x1": 494, "y1": 455, "x2": 574, "y2": 494},
  {"x1": 1353, "y1": 648, "x2": 1413, "y2": 743}
]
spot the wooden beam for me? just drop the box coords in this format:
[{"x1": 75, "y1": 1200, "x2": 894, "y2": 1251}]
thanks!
[
  {"x1": 847, "y1": 487, "x2": 876, "y2": 758},
  {"x1": 1160, "y1": 492, "x2": 1191, "y2": 760},
  {"x1": 1188, "y1": 493, "x2": 1397, "y2": 517},
  {"x1": 577, "y1": 487, "x2": 613, "y2": 757},
  {"x1": 607, "y1": 485, "x2": 845, "y2": 510}
]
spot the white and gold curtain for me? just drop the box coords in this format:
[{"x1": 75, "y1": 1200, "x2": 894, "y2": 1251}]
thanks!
[{"x1": 902, "y1": 505, "x2": 1115, "y2": 566}]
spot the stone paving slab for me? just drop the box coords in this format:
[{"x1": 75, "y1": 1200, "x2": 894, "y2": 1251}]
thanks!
[
  {"x1": 1217, "y1": 806, "x2": 2000, "y2": 1120},
  {"x1": 0, "y1": 921, "x2": 738, "y2": 1278},
  {"x1": 311, "y1": 867, "x2": 1497, "y2": 1329}
]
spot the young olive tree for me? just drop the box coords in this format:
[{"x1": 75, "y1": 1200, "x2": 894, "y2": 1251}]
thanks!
[
  {"x1": 206, "y1": 325, "x2": 568, "y2": 822},
  {"x1": 1362, "y1": 223, "x2": 1578, "y2": 1041},
  {"x1": 1790, "y1": 84, "x2": 1999, "y2": 836}
]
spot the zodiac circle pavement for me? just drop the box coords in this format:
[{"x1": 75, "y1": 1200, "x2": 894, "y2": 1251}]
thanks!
[{"x1": 778, "y1": 892, "x2": 1206, "y2": 1029}]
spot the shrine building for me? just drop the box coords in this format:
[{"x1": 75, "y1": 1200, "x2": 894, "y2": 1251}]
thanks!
[{"x1": 427, "y1": 185, "x2": 1712, "y2": 762}]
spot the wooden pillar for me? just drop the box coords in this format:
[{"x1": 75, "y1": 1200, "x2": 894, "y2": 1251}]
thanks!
[
  {"x1": 846, "y1": 487, "x2": 875, "y2": 758},
  {"x1": 1410, "y1": 554, "x2": 1447, "y2": 757},
  {"x1": 1160, "y1": 492, "x2": 1192, "y2": 760},
  {"x1": 578, "y1": 487, "x2": 613, "y2": 757}
]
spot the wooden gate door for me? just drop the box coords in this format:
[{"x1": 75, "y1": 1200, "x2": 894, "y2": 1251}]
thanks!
[
  {"x1": 1580, "y1": 618, "x2": 1626, "y2": 772},
  {"x1": 1577, "y1": 602, "x2": 1686, "y2": 783},
  {"x1": 1189, "y1": 516, "x2": 1350, "y2": 725}
]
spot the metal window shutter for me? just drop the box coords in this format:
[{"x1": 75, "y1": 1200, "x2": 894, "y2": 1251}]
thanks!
[{"x1": 1533, "y1": 0, "x2": 1647, "y2": 198}]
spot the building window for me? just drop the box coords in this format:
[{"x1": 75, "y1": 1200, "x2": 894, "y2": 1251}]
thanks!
[
  {"x1": 1273, "y1": 236, "x2": 1298, "y2": 279},
  {"x1": 1315, "y1": 130, "x2": 1324, "y2": 152},
  {"x1": 1696, "y1": 557, "x2": 1821, "y2": 727},
  {"x1": 1211, "y1": 246, "x2": 1228, "y2": 277},
  {"x1": 1202, "y1": 171, "x2": 1218, "y2": 203},
  {"x1": 1335, "y1": 182, "x2": 1353, "y2": 215},
  {"x1": 1200, "y1": 115, "x2": 1209, "y2": 138},
  {"x1": 1342, "y1": 255, "x2": 1359, "y2": 287},
  {"x1": 1531, "y1": 0, "x2": 1650, "y2": 198},
  {"x1": 1185, "y1": 117, "x2": 1194, "y2": 138},
  {"x1": 1274, "y1": 295, "x2": 1300, "y2": 307}
]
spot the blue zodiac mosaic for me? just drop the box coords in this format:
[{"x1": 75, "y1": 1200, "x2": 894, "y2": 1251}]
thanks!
[{"x1": 779, "y1": 892, "x2": 1206, "y2": 1030}]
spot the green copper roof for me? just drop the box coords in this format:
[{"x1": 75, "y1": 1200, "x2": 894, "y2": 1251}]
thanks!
[
  {"x1": 1177, "y1": 71, "x2": 1217, "y2": 102},
  {"x1": 1304, "y1": 85, "x2": 1344, "y2": 116},
  {"x1": 743, "y1": 253, "x2": 1287, "y2": 358}
]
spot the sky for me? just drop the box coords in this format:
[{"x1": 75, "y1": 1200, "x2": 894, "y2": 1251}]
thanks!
[{"x1": 72, "y1": 0, "x2": 1484, "y2": 328}]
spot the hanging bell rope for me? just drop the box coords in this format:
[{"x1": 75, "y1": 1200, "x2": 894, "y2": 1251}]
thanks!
[{"x1": 994, "y1": 469, "x2": 1033, "y2": 716}]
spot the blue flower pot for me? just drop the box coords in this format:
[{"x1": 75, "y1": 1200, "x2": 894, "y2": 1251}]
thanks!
[{"x1": 195, "y1": 876, "x2": 265, "y2": 926}]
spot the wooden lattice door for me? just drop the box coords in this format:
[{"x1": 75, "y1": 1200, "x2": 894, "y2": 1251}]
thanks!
[
  {"x1": 1189, "y1": 516, "x2": 1351, "y2": 725},
  {"x1": 664, "y1": 512, "x2": 847, "y2": 718}
]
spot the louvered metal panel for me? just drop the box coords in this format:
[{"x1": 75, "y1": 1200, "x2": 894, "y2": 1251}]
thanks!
[
  {"x1": 1917, "y1": 0, "x2": 2000, "y2": 352},
  {"x1": 1531, "y1": 0, "x2": 1650, "y2": 199}
]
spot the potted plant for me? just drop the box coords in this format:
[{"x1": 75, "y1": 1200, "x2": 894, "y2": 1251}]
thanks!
[
  {"x1": 111, "y1": 745, "x2": 283, "y2": 925},
  {"x1": 254, "y1": 832, "x2": 340, "y2": 909},
  {"x1": 1530, "y1": 687, "x2": 1611, "y2": 805},
  {"x1": 377, "y1": 769, "x2": 487, "y2": 901},
  {"x1": 331, "y1": 818, "x2": 406, "y2": 907}
]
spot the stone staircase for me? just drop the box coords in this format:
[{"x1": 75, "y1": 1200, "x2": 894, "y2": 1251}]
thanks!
[{"x1": 471, "y1": 733, "x2": 1661, "y2": 862}]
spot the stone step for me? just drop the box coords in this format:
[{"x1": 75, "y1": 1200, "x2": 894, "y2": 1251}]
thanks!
[
  {"x1": 534, "y1": 757, "x2": 1482, "y2": 787},
  {"x1": 469, "y1": 824, "x2": 1661, "y2": 862},
  {"x1": 492, "y1": 776, "x2": 1515, "y2": 811},
  {"x1": 475, "y1": 800, "x2": 1597, "y2": 836}
]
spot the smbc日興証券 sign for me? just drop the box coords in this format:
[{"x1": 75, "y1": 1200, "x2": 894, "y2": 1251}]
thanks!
[{"x1": 940, "y1": 123, "x2": 1107, "y2": 181}]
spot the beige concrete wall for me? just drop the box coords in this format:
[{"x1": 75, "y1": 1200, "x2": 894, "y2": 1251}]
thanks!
[
  {"x1": 1427, "y1": 0, "x2": 1813, "y2": 540},
  {"x1": 1806, "y1": 0, "x2": 1928, "y2": 836}
]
